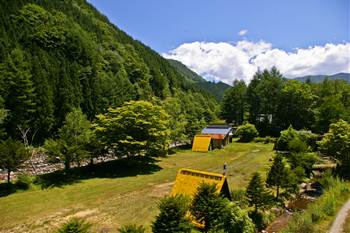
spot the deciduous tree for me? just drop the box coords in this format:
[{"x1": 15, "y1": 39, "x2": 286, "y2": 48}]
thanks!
[
  {"x1": 0, "y1": 139, "x2": 30, "y2": 182},
  {"x1": 95, "y1": 101, "x2": 170, "y2": 157}
]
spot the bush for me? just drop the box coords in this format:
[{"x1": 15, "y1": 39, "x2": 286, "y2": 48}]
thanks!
[
  {"x1": 119, "y1": 224, "x2": 145, "y2": 233},
  {"x1": 235, "y1": 123, "x2": 258, "y2": 142},
  {"x1": 57, "y1": 218, "x2": 91, "y2": 233},
  {"x1": 275, "y1": 126, "x2": 308, "y2": 152},
  {"x1": 297, "y1": 130, "x2": 319, "y2": 151},
  {"x1": 15, "y1": 174, "x2": 32, "y2": 190}
]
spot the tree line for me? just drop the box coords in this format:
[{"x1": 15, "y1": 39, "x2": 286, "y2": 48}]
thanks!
[{"x1": 221, "y1": 67, "x2": 350, "y2": 136}]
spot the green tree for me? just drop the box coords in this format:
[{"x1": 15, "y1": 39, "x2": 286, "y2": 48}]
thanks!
[
  {"x1": 95, "y1": 101, "x2": 170, "y2": 157},
  {"x1": 318, "y1": 120, "x2": 350, "y2": 177},
  {"x1": 152, "y1": 195, "x2": 191, "y2": 233},
  {"x1": 191, "y1": 183, "x2": 254, "y2": 233},
  {"x1": 246, "y1": 172, "x2": 272, "y2": 213},
  {"x1": 276, "y1": 80, "x2": 315, "y2": 130},
  {"x1": 275, "y1": 126, "x2": 308, "y2": 153},
  {"x1": 190, "y1": 183, "x2": 228, "y2": 232},
  {"x1": 235, "y1": 123, "x2": 258, "y2": 142},
  {"x1": 0, "y1": 48, "x2": 36, "y2": 139},
  {"x1": 266, "y1": 154, "x2": 290, "y2": 199},
  {"x1": 44, "y1": 108, "x2": 93, "y2": 170},
  {"x1": 247, "y1": 67, "x2": 285, "y2": 136},
  {"x1": 0, "y1": 139, "x2": 30, "y2": 183},
  {"x1": 221, "y1": 80, "x2": 247, "y2": 125},
  {"x1": 163, "y1": 97, "x2": 187, "y2": 144}
]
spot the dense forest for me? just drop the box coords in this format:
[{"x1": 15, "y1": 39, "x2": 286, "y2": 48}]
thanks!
[
  {"x1": 0, "y1": 0, "x2": 219, "y2": 144},
  {"x1": 221, "y1": 68, "x2": 350, "y2": 136}
]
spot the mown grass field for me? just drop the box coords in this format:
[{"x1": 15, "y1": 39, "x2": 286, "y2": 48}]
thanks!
[{"x1": 0, "y1": 142, "x2": 274, "y2": 233}]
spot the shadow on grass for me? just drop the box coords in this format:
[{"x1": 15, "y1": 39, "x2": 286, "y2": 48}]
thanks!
[
  {"x1": 34, "y1": 156, "x2": 162, "y2": 189},
  {"x1": 0, "y1": 182, "x2": 30, "y2": 197}
]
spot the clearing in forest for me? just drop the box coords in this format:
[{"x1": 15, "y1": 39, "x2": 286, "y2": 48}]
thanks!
[{"x1": 0, "y1": 142, "x2": 273, "y2": 233}]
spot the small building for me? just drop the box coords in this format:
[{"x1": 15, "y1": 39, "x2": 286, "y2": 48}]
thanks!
[
  {"x1": 171, "y1": 168, "x2": 231, "y2": 200},
  {"x1": 201, "y1": 125, "x2": 232, "y2": 149}
]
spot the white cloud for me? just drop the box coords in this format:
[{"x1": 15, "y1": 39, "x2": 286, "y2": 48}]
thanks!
[
  {"x1": 163, "y1": 41, "x2": 350, "y2": 85},
  {"x1": 238, "y1": 29, "x2": 248, "y2": 36}
]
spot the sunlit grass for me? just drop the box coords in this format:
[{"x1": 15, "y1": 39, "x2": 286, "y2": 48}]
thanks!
[{"x1": 0, "y1": 141, "x2": 274, "y2": 232}]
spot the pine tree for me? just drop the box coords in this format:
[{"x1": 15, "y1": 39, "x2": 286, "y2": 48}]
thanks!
[
  {"x1": 0, "y1": 48, "x2": 36, "y2": 139},
  {"x1": 266, "y1": 154, "x2": 290, "y2": 199},
  {"x1": 190, "y1": 183, "x2": 229, "y2": 232},
  {"x1": 246, "y1": 172, "x2": 272, "y2": 213},
  {"x1": 152, "y1": 195, "x2": 191, "y2": 233}
]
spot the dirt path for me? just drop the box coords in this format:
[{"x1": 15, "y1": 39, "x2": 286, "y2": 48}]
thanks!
[{"x1": 329, "y1": 198, "x2": 350, "y2": 233}]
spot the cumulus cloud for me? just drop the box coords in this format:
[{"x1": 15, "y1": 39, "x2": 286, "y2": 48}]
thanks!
[
  {"x1": 238, "y1": 29, "x2": 248, "y2": 36},
  {"x1": 163, "y1": 41, "x2": 350, "y2": 85}
]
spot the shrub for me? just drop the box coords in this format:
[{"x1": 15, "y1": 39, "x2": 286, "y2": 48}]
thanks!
[
  {"x1": 235, "y1": 123, "x2": 258, "y2": 142},
  {"x1": 275, "y1": 126, "x2": 308, "y2": 152},
  {"x1": 119, "y1": 224, "x2": 145, "y2": 233},
  {"x1": 15, "y1": 174, "x2": 32, "y2": 190},
  {"x1": 297, "y1": 130, "x2": 319, "y2": 151},
  {"x1": 57, "y1": 218, "x2": 91, "y2": 233}
]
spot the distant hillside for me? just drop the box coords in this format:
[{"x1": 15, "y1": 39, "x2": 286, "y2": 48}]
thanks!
[
  {"x1": 293, "y1": 73, "x2": 350, "y2": 83},
  {"x1": 168, "y1": 59, "x2": 231, "y2": 100}
]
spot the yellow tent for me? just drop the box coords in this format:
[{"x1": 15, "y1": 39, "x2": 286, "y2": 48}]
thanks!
[
  {"x1": 171, "y1": 168, "x2": 231, "y2": 199},
  {"x1": 192, "y1": 135, "x2": 211, "y2": 152}
]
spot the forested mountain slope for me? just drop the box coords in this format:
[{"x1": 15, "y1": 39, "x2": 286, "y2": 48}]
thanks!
[
  {"x1": 0, "y1": 0, "x2": 218, "y2": 143},
  {"x1": 168, "y1": 59, "x2": 231, "y2": 100}
]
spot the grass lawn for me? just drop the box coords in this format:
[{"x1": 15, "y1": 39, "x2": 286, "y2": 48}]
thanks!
[{"x1": 0, "y1": 142, "x2": 274, "y2": 233}]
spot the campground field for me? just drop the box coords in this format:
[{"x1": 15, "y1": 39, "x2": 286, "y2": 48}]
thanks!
[{"x1": 0, "y1": 142, "x2": 274, "y2": 233}]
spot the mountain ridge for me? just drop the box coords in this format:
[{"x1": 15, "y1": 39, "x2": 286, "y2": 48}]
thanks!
[{"x1": 292, "y1": 73, "x2": 350, "y2": 83}]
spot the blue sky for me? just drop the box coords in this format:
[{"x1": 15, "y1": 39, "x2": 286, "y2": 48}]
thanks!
[{"x1": 89, "y1": 0, "x2": 350, "y2": 83}]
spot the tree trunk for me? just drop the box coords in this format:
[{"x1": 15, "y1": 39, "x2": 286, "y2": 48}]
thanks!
[
  {"x1": 7, "y1": 170, "x2": 11, "y2": 183},
  {"x1": 64, "y1": 160, "x2": 71, "y2": 170},
  {"x1": 276, "y1": 186, "x2": 280, "y2": 199}
]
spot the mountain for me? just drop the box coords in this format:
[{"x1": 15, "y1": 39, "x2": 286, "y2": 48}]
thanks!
[
  {"x1": 168, "y1": 59, "x2": 231, "y2": 100},
  {"x1": 293, "y1": 73, "x2": 350, "y2": 83},
  {"x1": 0, "y1": 0, "x2": 218, "y2": 143}
]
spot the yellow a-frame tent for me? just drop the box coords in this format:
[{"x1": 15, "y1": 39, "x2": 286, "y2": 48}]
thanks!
[
  {"x1": 192, "y1": 135, "x2": 211, "y2": 152},
  {"x1": 171, "y1": 168, "x2": 231, "y2": 200}
]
